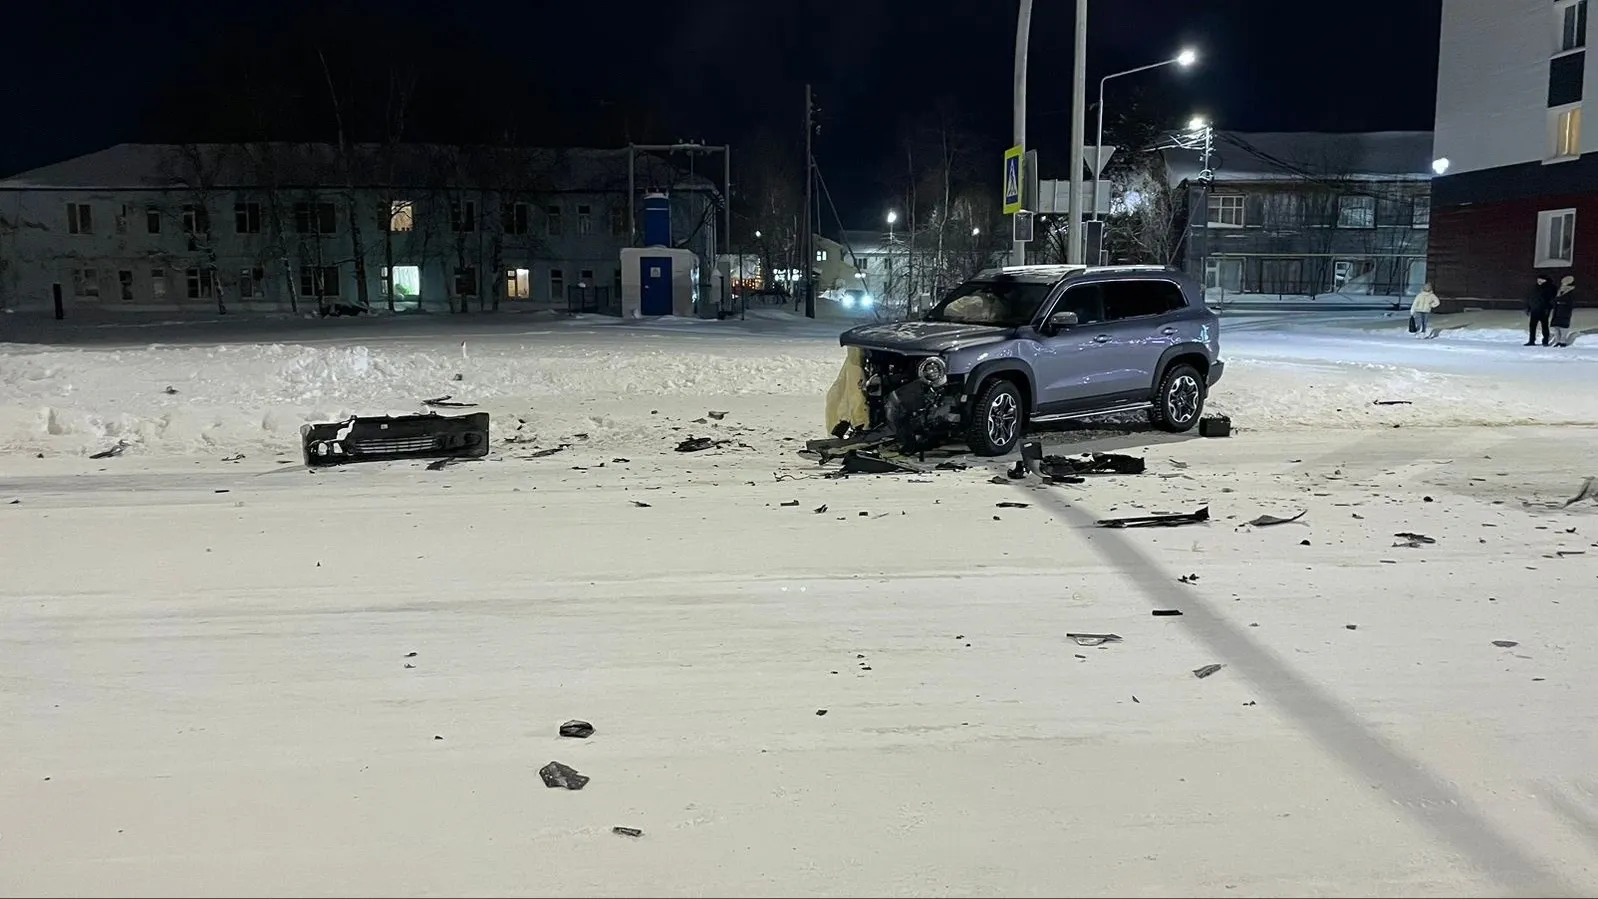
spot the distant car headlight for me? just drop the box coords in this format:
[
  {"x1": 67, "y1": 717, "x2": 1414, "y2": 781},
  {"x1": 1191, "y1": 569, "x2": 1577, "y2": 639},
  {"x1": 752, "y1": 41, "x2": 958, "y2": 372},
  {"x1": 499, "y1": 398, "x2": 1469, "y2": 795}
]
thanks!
[
  {"x1": 840, "y1": 295, "x2": 855, "y2": 308},
  {"x1": 859, "y1": 294, "x2": 874, "y2": 306},
  {"x1": 917, "y1": 356, "x2": 948, "y2": 387}
]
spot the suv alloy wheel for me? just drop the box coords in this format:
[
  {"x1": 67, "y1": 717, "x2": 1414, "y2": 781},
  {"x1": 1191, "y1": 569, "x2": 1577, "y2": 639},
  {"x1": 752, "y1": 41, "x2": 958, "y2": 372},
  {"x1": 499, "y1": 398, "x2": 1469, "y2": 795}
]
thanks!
[
  {"x1": 967, "y1": 378, "x2": 1025, "y2": 456},
  {"x1": 1150, "y1": 363, "x2": 1205, "y2": 432}
]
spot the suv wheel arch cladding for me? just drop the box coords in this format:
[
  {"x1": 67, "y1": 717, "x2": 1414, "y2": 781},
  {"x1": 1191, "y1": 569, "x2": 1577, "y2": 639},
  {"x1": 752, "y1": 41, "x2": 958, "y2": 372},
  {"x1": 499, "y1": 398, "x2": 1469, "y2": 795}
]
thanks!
[
  {"x1": 1153, "y1": 344, "x2": 1211, "y2": 393},
  {"x1": 964, "y1": 359, "x2": 1035, "y2": 416}
]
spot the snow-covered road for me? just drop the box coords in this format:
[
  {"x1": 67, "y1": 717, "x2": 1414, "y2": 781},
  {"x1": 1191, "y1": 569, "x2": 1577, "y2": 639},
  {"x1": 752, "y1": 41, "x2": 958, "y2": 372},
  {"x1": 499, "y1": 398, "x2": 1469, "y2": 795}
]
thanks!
[{"x1": 2, "y1": 315, "x2": 1598, "y2": 896}]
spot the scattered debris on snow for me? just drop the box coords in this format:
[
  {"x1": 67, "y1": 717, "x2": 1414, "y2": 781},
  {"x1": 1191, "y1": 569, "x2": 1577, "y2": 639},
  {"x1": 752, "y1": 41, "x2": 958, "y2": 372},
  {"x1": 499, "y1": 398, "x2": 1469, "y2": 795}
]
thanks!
[
  {"x1": 1394, "y1": 531, "x2": 1436, "y2": 547},
  {"x1": 612, "y1": 826, "x2": 643, "y2": 838},
  {"x1": 90, "y1": 441, "x2": 129, "y2": 459},
  {"x1": 539, "y1": 761, "x2": 590, "y2": 790},
  {"x1": 558, "y1": 720, "x2": 595, "y2": 739},
  {"x1": 1246, "y1": 510, "x2": 1307, "y2": 527},
  {"x1": 1152, "y1": 609, "x2": 1184, "y2": 617},
  {"x1": 1067, "y1": 632, "x2": 1122, "y2": 646},
  {"x1": 1492, "y1": 640, "x2": 1519, "y2": 648},
  {"x1": 421, "y1": 395, "x2": 477, "y2": 408},
  {"x1": 1098, "y1": 507, "x2": 1210, "y2": 529},
  {"x1": 1192, "y1": 663, "x2": 1225, "y2": 679}
]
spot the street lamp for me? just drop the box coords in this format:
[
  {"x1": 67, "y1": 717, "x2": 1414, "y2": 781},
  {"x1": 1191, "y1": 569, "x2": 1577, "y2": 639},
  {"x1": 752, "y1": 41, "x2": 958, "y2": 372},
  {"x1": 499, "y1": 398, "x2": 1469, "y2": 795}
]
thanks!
[
  {"x1": 1090, "y1": 48, "x2": 1199, "y2": 239},
  {"x1": 972, "y1": 226, "x2": 981, "y2": 237},
  {"x1": 886, "y1": 210, "x2": 898, "y2": 224}
]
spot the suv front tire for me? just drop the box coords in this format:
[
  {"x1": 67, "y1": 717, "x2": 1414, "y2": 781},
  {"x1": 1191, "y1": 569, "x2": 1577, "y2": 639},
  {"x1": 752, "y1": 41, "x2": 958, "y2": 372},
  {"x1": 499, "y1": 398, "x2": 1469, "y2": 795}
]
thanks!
[
  {"x1": 1150, "y1": 363, "x2": 1206, "y2": 433},
  {"x1": 967, "y1": 378, "x2": 1025, "y2": 456}
]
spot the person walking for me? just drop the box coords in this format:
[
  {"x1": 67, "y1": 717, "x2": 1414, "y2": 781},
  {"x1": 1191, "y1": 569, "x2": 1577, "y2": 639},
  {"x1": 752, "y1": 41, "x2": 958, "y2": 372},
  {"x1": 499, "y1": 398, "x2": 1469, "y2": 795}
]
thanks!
[
  {"x1": 1551, "y1": 275, "x2": 1579, "y2": 347},
  {"x1": 1410, "y1": 283, "x2": 1441, "y2": 337},
  {"x1": 1526, "y1": 274, "x2": 1555, "y2": 346}
]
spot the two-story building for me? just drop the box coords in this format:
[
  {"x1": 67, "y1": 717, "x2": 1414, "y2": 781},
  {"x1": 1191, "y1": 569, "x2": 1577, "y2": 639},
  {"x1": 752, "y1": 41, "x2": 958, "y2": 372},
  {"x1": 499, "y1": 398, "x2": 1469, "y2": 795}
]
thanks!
[
  {"x1": 0, "y1": 143, "x2": 719, "y2": 317},
  {"x1": 1431, "y1": 0, "x2": 1598, "y2": 307},
  {"x1": 1163, "y1": 131, "x2": 1434, "y2": 302}
]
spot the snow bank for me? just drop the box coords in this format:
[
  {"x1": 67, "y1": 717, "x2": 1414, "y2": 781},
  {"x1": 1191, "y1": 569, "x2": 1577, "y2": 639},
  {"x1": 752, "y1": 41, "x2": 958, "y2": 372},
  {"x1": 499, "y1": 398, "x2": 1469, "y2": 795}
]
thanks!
[{"x1": 4, "y1": 321, "x2": 1598, "y2": 457}]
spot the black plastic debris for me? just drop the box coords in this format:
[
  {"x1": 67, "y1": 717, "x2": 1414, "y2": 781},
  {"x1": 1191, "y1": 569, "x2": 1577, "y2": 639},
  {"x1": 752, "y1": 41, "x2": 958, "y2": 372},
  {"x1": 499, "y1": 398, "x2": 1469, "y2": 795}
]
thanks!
[
  {"x1": 421, "y1": 395, "x2": 478, "y2": 408},
  {"x1": 815, "y1": 709, "x2": 828, "y2": 716},
  {"x1": 1394, "y1": 531, "x2": 1436, "y2": 547},
  {"x1": 781, "y1": 500, "x2": 800, "y2": 507},
  {"x1": 1067, "y1": 632, "x2": 1122, "y2": 646},
  {"x1": 1178, "y1": 573, "x2": 1199, "y2": 584},
  {"x1": 221, "y1": 453, "x2": 246, "y2": 462},
  {"x1": 528, "y1": 445, "x2": 569, "y2": 458},
  {"x1": 1247, "y1": 510, "x2": 1307, "y2": 527},
  {"x1": 1563, "y1": 477, "x2": 1598, "y2": 507},
  {"x1": 814, "y1": 504, "x2": 828, "y2": 514},
  {"x1": 1192, "y1": 663, "x2": 1225, "y2": 679},
  {"x1": 90, "y1": 441, "x2": 129, "y2": 460},
  {"x1": 935, "y1": 461, "x2": 970, "y2": 471},
  {"x1": 996, "y1": 501, "x2": 1030, "y2": 509},
  {"x1": 426, "y1": 457, "x2": 462, "y2": 471},
  {"x1": 539, "y1": 761, "x2": 589, "y2": 790},
  {"x1": 1199, "y1": 415, "x2": 1232, "y2": 438},
  {"x1": 631, "y1": 500, "x2": 652, "y2": 508},
  {"x1": 302, "y1": 412, "x2": 489, "y2": 468},
  {"x1": 1373, "y1": 400, "x2": 1413, "y2": 406},
  {"x1": 1007, "y1": 460, "x2": 1029, "y2": 479},
  {"x1": 1021, "y1": 441, "x2": 1146, "y2": 478},
  {"x1": 1098, "y1": 507, "x2": 1210, "y2": 529},
  {"x1": 558, "y1": 719, "x2": 595, "y2": 739},
  {"x1": 612, "y1": 826, "x2": 643, "y2": 838},
  {"x1": 707, "y1": 410, "x2": 728, "y2": 420},
  {"x1": 676, "y1": 436, "x2": 729, "y2": 453},
  {"x1": 826, "y1": 450, "x2": 923, "y2": 478},
  {"x1": 163, "y1": 386, "x2": 179, "y2": 395},
  {"x1": 1152, "y1": 609, "x2": 1184, "y2": 617},
  {"x1": 805, "y1": 427, "x2": 893, "y2": 463}
]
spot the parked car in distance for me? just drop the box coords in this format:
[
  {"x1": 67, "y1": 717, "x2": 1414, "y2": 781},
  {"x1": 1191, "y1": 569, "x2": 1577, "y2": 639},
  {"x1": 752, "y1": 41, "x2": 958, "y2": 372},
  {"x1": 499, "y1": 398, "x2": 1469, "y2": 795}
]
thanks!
[{"x1": 837, "y1": 264, "x2": 1224, "y2": 456}]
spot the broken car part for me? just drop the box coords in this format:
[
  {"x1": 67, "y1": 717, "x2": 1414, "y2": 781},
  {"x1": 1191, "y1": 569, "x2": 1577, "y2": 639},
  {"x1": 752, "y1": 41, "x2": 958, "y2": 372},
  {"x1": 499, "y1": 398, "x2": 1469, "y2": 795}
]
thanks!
[
  {"x1": 1199, "y1": 414, "x2": 1232, "y2": 438},
  {"x1": 1067, "y1": 632, "x2": 1123, "y2": 646},
  {"x1": 558, "y1": 719, "x2": 595, "y2": 739},
  {"x1": 301, "y1": 412, "x2": 489, "y2": 468},
  {"x1": 1098, "y1": 507, "x2": 1211, "y2": 529},
  {"x1": 825, "y1": 450, "x2": 924, "y2": 478},
  {"x1": 538, "y1": 761, "x2": 590, "y2": 790},
  {"x1": 421, "y1": 395, "x2": 478, "y2": 408},
  {"x1": 1192, "y1": 663, "x2": 1225, "y2": 679},
  {"x1": 1247, "y1": 510, "x2": 1307, "y2": 527}
]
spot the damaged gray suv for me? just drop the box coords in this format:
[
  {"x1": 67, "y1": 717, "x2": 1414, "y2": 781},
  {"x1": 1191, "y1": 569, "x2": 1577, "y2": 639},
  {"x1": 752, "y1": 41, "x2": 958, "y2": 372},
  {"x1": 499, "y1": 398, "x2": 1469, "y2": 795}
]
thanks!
[{"x1": 838, "y1": 265, "x2": 1224, "y2": 456}]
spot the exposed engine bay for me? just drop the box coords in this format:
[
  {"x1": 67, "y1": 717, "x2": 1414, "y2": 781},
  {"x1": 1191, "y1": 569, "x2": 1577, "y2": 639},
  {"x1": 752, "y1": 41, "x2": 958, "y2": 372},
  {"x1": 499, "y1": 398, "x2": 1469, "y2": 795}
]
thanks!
[{"x1": 860, "y1": 349, "x2": 963, "y2": 452}]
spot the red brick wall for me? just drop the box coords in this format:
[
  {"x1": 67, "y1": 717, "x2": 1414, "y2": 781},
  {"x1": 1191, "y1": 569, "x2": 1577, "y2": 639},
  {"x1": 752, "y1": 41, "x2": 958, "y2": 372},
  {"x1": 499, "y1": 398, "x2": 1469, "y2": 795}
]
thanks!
[{"x1": 1430, "y1": 195, "x2": 1598, "y2": 309}]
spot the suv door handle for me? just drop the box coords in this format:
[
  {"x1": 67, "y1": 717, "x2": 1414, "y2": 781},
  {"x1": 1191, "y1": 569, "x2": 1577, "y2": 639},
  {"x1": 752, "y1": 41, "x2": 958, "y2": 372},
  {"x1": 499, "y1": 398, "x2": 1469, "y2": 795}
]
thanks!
[
  {"x1": 1161, "y1": 326, "x2": 1178, "y2": 335},
  {"x1": 1093, "y1": 334, "x2": 1111, "y2": 343}
]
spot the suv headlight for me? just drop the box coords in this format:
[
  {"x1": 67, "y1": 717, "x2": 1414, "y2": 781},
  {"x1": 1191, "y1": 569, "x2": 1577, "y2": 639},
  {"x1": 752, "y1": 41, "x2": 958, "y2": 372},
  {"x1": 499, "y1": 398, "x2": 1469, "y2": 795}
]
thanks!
[{"x1": 917, "y1": 356, "x2": 948, "y2": 387}]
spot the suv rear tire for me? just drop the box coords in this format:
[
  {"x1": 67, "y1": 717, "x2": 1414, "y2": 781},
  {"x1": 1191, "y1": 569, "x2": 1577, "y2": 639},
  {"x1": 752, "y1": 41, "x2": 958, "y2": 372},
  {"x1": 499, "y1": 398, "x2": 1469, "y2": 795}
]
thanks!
[
  {"x1": 1150, "y1": 363, "x2": 1206, "y2": 433},
  {"x1": 967, "y1": 378, "x2": 1025, "y2": 456}
]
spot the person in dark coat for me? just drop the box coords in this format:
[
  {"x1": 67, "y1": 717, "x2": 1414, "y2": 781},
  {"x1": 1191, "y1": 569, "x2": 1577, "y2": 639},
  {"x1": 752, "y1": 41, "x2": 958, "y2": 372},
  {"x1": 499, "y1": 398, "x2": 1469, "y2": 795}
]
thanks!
[
  {"x1": 1526, "y1": 275, "x2": 1555, "y2": 346},
  {"x1": 1550, "y1": 275, "x2": 1579, "y2": 347}
]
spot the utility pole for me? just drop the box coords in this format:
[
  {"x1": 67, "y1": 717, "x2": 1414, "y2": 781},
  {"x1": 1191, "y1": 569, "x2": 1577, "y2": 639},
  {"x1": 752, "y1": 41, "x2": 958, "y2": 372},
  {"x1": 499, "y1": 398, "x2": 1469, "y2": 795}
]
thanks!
[
  {"x1": 1011, "y1": 0, "x2": 1034, "y2": 267},
  {"x1": 1066, "y1": 0, "x2": 1089, "y2": 264},
  {"x1": 803, "y1": 84, "x2": 817, "y2": 319}
]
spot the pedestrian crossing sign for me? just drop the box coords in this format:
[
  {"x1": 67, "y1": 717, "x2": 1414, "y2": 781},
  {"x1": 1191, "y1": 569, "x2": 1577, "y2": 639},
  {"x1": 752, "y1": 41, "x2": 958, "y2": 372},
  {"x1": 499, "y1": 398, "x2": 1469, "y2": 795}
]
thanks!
[{"x1": 1003, "y1": 145, "x2": 1023, "y2": 215}]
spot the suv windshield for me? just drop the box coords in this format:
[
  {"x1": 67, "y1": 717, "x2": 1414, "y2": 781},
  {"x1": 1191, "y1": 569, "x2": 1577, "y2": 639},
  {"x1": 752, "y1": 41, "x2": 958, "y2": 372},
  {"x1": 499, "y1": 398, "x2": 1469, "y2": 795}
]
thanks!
[{"x1": 924, "y1": 277, "x2": 1054, "y2": 328}]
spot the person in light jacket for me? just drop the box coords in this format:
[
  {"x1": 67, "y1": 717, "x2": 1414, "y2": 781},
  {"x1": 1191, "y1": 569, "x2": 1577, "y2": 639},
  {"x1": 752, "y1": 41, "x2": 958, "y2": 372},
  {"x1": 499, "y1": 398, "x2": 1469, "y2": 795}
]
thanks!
[
  {"x1": 1410, "y1": 283, "x2": 1441, "y2": 337},
  {"x1": 1550, "y1": 275, "x2": 1580, "y2": 347}
]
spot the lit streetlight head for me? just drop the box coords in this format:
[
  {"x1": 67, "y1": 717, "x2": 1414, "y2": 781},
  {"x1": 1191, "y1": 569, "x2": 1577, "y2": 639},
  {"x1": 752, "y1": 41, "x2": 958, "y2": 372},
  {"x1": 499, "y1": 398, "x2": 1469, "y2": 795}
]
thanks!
[
  {"x1": 1432, "y1": 157, "x2": 1451, "y2": 176},
  {"x1": 1188, "y1": 116, "x2": 1208, "y2": 132},
  {"x1": 971, "y1": 226, "x2": 981, "y2": 236},
  {"x1": 1176, "y1": 48, "x2": 1198, "y2": 67},
  {"x1": 754, "y1": 229, "x2": 762, "y2": 238},
  {"x1": 886, "y1": 210, "x2": 898, "y2": 224}
]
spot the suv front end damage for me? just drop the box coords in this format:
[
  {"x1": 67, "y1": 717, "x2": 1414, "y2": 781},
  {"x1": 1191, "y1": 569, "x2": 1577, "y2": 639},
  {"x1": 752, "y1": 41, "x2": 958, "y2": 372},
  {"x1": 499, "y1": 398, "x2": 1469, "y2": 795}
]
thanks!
[{"x1": 859, "y1": 349, "x2": 965, "y2": 451}]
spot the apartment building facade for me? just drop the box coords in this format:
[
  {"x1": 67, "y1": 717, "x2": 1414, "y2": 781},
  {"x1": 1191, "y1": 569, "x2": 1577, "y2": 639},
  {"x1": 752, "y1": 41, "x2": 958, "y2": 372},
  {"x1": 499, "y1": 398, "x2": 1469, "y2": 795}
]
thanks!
[
  {"x1": 1431, "y1": 0, "x2": 1598, "y2": 305},
  {"x1": 0, "y1": 143, "x2": 719, "y2": 317},
  {"x1": 1163, "y1": 131, "x2": 1434, "y2": 300}
]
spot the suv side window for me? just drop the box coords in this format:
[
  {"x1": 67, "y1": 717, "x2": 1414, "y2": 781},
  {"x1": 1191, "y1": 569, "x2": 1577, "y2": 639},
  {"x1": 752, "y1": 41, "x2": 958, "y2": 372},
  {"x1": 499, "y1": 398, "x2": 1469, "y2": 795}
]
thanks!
[
  {"x1": 1102, "y1": 279, "x2": 1187, "y2": 321},
  {"x1": 1053, "y1": 284, "x2": 1105, "y2": 324}
]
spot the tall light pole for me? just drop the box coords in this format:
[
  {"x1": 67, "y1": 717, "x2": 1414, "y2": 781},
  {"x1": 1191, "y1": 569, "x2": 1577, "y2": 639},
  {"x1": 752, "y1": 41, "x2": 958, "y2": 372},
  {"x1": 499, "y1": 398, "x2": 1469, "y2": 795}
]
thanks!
[
  {"x1": 1011, "y1": 0, "x2": 1034, "y2": 267},
  {"x1": 1090, "y1": 48, "x2": 1198, "y2": 243},
  {"x1": 1066, "y1": 0, "x2": 1089, "y2": 265}
]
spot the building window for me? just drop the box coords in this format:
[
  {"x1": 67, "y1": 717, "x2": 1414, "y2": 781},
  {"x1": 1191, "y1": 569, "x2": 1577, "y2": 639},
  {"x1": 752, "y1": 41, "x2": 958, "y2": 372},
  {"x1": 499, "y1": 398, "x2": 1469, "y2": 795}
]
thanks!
[
  {"x1": 610, "y1": 207, "x2": 627, "y2": 236},
  {"x1": 578, "y1": 268, "x2": 595, "y2": 285},
  {"x1": 1552, "y1": 105, "x2": 1583, "y2": 159},
  {"x1": 577, "y1": 204, "x2": 593, "y2": 235},
  {"x1": 118, "y1": 270, "x2": 134, "y2": 300},
  {"x1": 453, "y1": 267, "x2": 478, "y2": 297},
  {"x1": 1560, "y1": 0, "x2": 1589, "y2": 52},
  {"x1": 1412, "y1": 196, "x2": 1431, "y2": 229},
  {"x1": 380, "y1": 265, "x2": 421, "y2": 299},
  {"x1": 1207, "y1": 194, "x2": 1244, "y2": 227},
  {"x1": 549, "y1": 269, "x2": 565, "y2": 302},
  {"x1": 390, "y1": 201, "x2": 414, "y2": 232},
  {"x1": 234, "y1": 201, "x2": 261, "y2": 234},
  {"x1": 450, "y1": 200, "x2": 476, "y2": 232},
  {"x1": 151, "y1": 268, "x2": 168, "y2": 299},
  {"x1": 66, "y1": 203, "x2": 92, "y2": 235},
  {"x1": 182, "y1": 204, "x2": 210, "y2": 234},
  {"x1": 546, "y1": 204, "x2": 564, "y2": 236},
  {"x1": 186, "y1": 268, "x2": 213, "y2": 299},
  {"x1": 1537, "y1": 208, "x2": 1578, "y2": 266},
  {"x1": 146, "y1": 208, "x2": 161, "y2": 233},
  {"x1": 115, "y1": 205, "x2": 129, "y2": 234},
  {"x1": 504, "y1": 203, "x2": 530, "y2": 236},
  {"x1": 506, "y1": 268, "x2": 531, "y2": 299},
  {"x1": 294, "y1": 202, "x2": 335, "y2": 234},
  {"x1": 72, "y1": 268, "x2": 99, "y2": 297},
  {"x1": 1336, "y1": 195, "x2": 1376, "y2": 229},
  {"x1": 816, "y1": 248, "x2": 828, "y2": 262},
  {"x1": 239, "y1": 267, "x2": 266, "y2": 298},
  {"x1": 299, "y1": 266, "x2": 340, "y2": 297}
]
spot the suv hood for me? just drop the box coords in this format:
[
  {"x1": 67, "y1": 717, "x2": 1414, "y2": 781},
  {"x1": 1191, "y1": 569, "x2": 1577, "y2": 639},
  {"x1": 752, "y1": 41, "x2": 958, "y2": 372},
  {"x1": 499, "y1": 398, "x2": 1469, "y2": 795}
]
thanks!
[{"x1": 839, "y1": 320, "x2": 1014, "y2": 354}]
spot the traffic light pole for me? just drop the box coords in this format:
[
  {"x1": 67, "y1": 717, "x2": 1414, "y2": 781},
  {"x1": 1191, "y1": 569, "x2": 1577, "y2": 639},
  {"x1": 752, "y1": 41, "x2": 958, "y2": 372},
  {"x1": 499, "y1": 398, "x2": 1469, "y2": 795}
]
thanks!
[{"x1": 803, "y1": 83, "x2": 816, "y2": 319}]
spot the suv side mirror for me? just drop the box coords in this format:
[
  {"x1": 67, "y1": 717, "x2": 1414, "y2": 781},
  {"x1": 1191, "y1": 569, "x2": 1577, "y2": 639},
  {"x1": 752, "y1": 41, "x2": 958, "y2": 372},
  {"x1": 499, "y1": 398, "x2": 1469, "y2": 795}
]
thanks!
[{"x1": 1044, "y1": 310, "x2": 1079, "y2": 333}]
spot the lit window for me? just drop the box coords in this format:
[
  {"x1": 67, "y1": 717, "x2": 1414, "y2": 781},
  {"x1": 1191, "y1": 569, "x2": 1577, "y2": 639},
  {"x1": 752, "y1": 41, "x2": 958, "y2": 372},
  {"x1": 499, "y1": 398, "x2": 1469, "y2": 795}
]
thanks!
[
  {"x1": 390, "y1": 201, "x2": 414, "y2": 232},
  {"x1": 381, "y1": 265, "x2": 421, "y2": 299},
  {"x1": 506, "y1": 268, "x2": 531, "y2": 299},
  {"x1": 1537, "y1": 208, "x2": 1577, "y2": 266},
  {"x1": 1207, "y1": 194, "x2": 1244, "y2": 227},
  {"x1": 1553, "y1": 106, "x2": 1583, "y2": 159}
]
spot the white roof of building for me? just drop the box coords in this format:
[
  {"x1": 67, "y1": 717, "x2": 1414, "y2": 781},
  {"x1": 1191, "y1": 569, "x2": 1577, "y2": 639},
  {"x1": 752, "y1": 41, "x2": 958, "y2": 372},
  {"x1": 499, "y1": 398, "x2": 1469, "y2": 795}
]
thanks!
[{"x1": 1161, "y1": 131, "x2": 1435, "y2": 184}]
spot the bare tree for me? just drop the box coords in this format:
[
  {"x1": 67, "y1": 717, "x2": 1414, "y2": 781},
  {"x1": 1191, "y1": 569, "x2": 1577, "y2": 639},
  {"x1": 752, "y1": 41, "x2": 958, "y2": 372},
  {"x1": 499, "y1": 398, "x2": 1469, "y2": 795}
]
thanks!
[{"x1": 159, "y1": 144, "x2": 237, "y2": 315}]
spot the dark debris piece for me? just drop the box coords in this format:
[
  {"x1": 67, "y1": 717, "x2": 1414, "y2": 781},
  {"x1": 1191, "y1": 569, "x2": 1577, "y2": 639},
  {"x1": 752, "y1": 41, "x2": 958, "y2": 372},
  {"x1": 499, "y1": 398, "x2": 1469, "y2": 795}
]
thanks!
[
  {"x1": 1247, "y1": 510, "x2": 1307, "y2": 527},
  {"x1": 422, "y1": 395, "x2": 478, "y2": 408},
  {"x1": 90, "y1": 441, "x2": 129, "y2": 459},
  {"x1": 558, "y1": 719, "x2": 595, "y2": 739},
  {"x1": 1152, "y1": 609, "x2": 1184, "y2": 617},
  {"x1": 675, "y1": 436, "x2": 730, "y2": 453},
  {"x1": 1492, "y1": 640, "x2": 1519, "y2": 648},
  {"x1": 1098, "y1": 507, "x2": 1210, "y2": 529},
  {"x1": 707, "y1": 410, "x2": 729, "y2": 420},
  {"x1": 1373, "y1": 400, "x2": 1413, "y2": 406},
  {"x1": 426, "y1": 457, "x2": 462, "y2": 470},
  {"x1": 1394, "y1": 531, "x2": 1437, "y2": 547},
  {"x1": 1192, "y1": 663, "x2": 1225, "y2": 679},
  {"x1": 825, "y1": 450, "x2": 923, "y2": 478},
  {"x1": 539, "y1": 761, "x2": 590, "y2": 790},
  {"x1": 935, "y1": 461, "x2": 970, "y2": 471},
  {"x1": 781, "y1": 500, "x2": 800, "y2": 507},
  {"x1": 528, "y1": 445, "x2": 570, "y2": 458},
  {"x1": 612, "y1": 826, "x2": 643, "y2": 838},
  {"x1": 996, "y1": 501, "x2": 1030, "y2": 509},
  {"x1": 1067, "y1": 632, "x2": 1122, "y2": 646}
]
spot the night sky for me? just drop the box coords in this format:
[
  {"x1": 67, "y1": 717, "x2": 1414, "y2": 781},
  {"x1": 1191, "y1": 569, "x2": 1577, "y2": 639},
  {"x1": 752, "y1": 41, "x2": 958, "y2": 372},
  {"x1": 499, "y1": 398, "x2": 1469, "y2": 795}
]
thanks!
[{"x1": 5, "y1": 0, "x2": 1441, "y2": 227}]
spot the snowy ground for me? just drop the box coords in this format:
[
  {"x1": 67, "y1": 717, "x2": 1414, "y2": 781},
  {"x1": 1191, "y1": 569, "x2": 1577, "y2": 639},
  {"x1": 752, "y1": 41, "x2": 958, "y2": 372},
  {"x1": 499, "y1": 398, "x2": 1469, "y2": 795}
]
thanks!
[{"x1": 3, "y1": 311, "x2": 1598, "y2": 897}]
